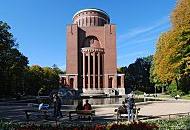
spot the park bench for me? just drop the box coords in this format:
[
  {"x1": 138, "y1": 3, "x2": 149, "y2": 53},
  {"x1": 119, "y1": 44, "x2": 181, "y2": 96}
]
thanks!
[
  {"x1": 24, "y1": 109, "x2": 49, "y2": 120},
  {"x1": 24, "y1": 103, "x2": 50, "y2": 120},
  {"x1": 114, "y1": 107, "x2": 140, "y2": 121},
  {"x1": 68, "y1": 110, "x2": 95, "y2": 121}
]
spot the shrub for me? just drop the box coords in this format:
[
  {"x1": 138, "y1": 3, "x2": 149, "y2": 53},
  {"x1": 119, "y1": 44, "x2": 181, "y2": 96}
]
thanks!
[
  {"x1": 94, "y1": 124, "x2": 106, "y2": 130},
  {"x1": 0, "y1": 120, "x2": 159, "y2": 130},
  {"x1": 166, "y1": 83, "x2": 185, "y2": 97},
  {"x1": 107, "y1": 121, "x2": 158, "y2": 130},
  {"x1": 134, "y1": 90, "x2": 144, "y2": 95},
  {"x1": 171, "y1": 90, "x2": 185, "y2": 97}
]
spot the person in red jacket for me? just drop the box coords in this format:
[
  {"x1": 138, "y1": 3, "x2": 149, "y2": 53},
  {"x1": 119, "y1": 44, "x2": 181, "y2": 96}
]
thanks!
[{"x1": 83, "y1": 99, "x2": 92, "y2": 110}]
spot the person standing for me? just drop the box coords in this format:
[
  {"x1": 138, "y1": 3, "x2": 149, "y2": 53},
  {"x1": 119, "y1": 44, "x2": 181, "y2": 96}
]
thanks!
[
  {"x1": 53, "y1": 93, "x2": 63, "y2": 118},
  {"x1": 127, "y1": 94, "x2": 135, "y2": 121}
]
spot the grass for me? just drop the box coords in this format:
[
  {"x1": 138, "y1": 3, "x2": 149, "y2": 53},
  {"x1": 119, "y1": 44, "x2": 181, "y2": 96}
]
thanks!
[
  {"x1": 157, "y1": 94, "x2": 172, "y2": 99},
  {"x1": 181, "y1": 94, "x2": 190, "y2": 100},
  {"x1": 147, "y1": 116, "x2": 190, "y2": 130},
  {"x1": 156, "y1": 93, "x2": 190, "y2": 100}
]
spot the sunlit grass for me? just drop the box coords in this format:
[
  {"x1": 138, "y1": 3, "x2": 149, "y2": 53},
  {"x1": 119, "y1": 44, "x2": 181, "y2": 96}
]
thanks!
[
  {"x1": 181, "y1": 94, "x2": 190, "y2": 100},
  {"x1": 157, "y1": 94, "x2": 172, "y2": 99}
]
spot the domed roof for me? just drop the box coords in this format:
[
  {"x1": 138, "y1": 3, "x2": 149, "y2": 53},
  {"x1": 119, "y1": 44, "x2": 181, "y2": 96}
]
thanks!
[
  {"x1": 73, "y1": 8, "x2": 110, "y2": 20},
  {"x1": 73, "y1": 8, "x2": 110, "y2": 27}
]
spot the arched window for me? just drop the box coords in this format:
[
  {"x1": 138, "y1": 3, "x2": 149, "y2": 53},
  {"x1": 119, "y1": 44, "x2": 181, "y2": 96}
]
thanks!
[{"x1": 83, "y1": 36, "x2": 101, "y2": 48}]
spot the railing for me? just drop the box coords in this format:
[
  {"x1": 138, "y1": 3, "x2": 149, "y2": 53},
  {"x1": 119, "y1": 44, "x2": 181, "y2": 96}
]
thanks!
[{"x1": 158, "y1": 112, "x2": 190, "y2": 120}]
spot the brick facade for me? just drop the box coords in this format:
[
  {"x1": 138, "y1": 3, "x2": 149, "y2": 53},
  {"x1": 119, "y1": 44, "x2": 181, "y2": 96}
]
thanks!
[{"x1": 60, "y1": 8, "x2": 125, "y2": 96}]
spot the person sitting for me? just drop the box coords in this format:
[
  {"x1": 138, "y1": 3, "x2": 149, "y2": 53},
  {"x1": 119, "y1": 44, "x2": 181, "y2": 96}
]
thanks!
[
  {"x1": 83, "y1": 100, "x2": 92, "y2": 120},
  {"x1": 76, "y1": 100, "x2": 84, "y2": 119},
  {"x1": 118, "y1": 101, "x2": 127, "y2": 115},
  {"x1": 83, "y1": 99, "x2": 92, "y2": 110},
  {"x1": 76, "y1": 100, "x2": 84, "y2": 111}
]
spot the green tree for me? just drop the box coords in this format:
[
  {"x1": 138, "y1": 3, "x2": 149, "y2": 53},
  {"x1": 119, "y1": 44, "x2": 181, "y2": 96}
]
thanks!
[
  {"x1": 125, "y1": 55, "x2": 154, "y2": 93},
  {"x1": 0, "y1": 21, "x2": 28, "y2": 97},
  {"x1": 40, "y1": 67, "x2": 60, "y2": 95},
  {"x1": 52, "y1": 64, "x2": 64, "y2": 74},
  {"x1": 25, "y1": 65, "x2": 44, "y2": 95},
  {"x1": 117, "y1": 67, "x2": 127, "y2": 74},
  {"x1": 25, "y1": 65, "x2": 61, "y2": 96}
]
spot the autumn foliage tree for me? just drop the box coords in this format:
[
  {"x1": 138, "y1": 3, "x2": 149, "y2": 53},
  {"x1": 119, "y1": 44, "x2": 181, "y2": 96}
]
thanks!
[{"x1": 153, "y1": 0, "x2": 190, "y2": 93}]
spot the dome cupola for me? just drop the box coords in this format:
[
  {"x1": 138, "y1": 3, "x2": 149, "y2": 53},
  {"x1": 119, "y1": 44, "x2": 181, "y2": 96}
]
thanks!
[{"x1": 73, "y1": 8, "x2": 110, "y2": 27}]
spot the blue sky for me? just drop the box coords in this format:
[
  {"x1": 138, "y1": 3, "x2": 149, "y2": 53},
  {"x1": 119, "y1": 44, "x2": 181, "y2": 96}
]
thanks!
[{"x1": 0, "y1": 0, "x2": 176, "y2": 70}]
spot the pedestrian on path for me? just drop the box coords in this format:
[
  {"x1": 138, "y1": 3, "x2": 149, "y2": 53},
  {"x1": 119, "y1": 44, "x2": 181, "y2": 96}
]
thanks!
[
  {"x1": 127, "y1": 93, "x2": 135, "y2": 121},
  {"x1": 53, "y1": 93, "x2": 63, "y2": 118}
]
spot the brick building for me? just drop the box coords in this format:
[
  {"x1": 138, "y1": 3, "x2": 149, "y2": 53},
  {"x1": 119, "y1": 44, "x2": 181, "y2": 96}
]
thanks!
[{"x1": 60, "y1": 8, "x2": 125, "y2": 96}]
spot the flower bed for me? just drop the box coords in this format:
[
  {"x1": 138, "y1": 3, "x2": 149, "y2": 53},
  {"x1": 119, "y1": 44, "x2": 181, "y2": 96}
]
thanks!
[
  {"x1": 107, "y1": 122, "x2": 158, "y2": 130},
  {"x1": 0, "y1": 120, "x2": 158, "y2": 130}
]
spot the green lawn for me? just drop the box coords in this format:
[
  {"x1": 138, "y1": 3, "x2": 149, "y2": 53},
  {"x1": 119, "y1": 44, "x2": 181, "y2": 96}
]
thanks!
[
  {"x1": 157, "y1": 94, "x2": 172, "y2": 99},
  {"x1": 157, "y1": 93, "x2": 190, "y2": 100},
  {"x1": 181, "y1": 94, "x2": 190, "y2": 100},
  {"x1": 147, "y1": 116, "x2": 190, "y2": 130}
]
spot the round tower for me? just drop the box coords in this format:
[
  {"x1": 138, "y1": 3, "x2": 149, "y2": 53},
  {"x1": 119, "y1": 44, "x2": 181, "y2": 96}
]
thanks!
[
  {"x1": 62, "y1": 8, "x2": 125, "y2": 97},
  {"x1": 73, "y1": 8, "x2": 110, "y2": 27}
]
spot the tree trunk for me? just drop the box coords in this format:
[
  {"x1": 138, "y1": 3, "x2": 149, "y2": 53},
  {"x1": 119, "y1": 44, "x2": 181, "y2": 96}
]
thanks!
[
  {"x1": 162, "y1": 86, "x2": 164, "y2": 93},
  {"x1": 175, "y1": 78, "x2": 179, "y2": 90}
]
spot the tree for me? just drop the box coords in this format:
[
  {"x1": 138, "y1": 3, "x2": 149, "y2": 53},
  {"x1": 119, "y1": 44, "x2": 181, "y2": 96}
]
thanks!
[
  {"x1": 52, "y1": 64, "x2": 64, "y2": 74},
  {"x1": 0, "y1": 21, "x2": 28, "y2": 97},
  {"x1": 25, "y1": 65, "x2": 61, "y2": 96},
  {"x1": 117, "y1": 67, "x2": 127, "y2": 74},
  {"x1": 25, "y1": 65, "x2": 44, "y2": 95},
  {"x1": 0, "y1": 21, "x2": 64, "y2": 97},
  {"x1": 125, "y1": 55, "x2": 154, "y2": 93},
  {"x1": 40, "y1": 67, "x2": 60, "y2": 95},
  {"x1": 171, "y1": 0, "x2": 190, "y2": 29},
  {"x1": 150, "y1": 62, "x2": 167, "y2": 93},
  {"x1": 153, "y1": 32, "x2": 177, "y2": 83},
  {"x1": 153, "y1": 0, "x2": 190, "y2": 93}
]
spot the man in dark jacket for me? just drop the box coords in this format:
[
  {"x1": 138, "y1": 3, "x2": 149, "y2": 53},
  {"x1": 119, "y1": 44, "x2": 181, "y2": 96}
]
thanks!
[
  {"x1": 53, "y1": 93, "x2": 63, "y2": 118},
  {"x1": 127, "y1": 94, "x2": 135, "y2": 121}
]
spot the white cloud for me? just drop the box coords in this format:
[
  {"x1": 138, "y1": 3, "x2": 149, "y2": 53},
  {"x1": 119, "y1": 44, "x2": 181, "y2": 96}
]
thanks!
[
  {"x1": 117, "y1": 36, "x2": 156, "y2": 49},
  {"x1": 117, "y1": 16, "x2": 170, "y2": 44}
]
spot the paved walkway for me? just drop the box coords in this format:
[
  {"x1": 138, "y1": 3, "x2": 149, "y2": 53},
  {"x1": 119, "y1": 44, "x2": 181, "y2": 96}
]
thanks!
[{"x1": 0, "y1": 98, "x2": 190, "y2": 123}]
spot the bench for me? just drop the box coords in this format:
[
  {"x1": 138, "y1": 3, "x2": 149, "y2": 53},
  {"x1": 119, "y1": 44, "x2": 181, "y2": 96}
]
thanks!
[
  {"x1": 69, "y1": 110, "x2": 95, "y2": 121},
  {"x1": 114, "y1": 107, "x2": 140, "y2": 121},
  {"x1": 24, "y1": 109, "x2": 49, "y2": 120}
]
